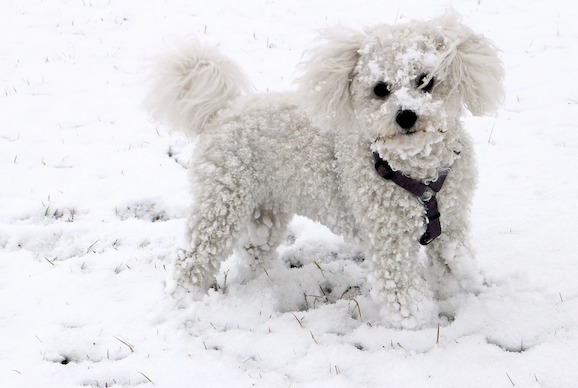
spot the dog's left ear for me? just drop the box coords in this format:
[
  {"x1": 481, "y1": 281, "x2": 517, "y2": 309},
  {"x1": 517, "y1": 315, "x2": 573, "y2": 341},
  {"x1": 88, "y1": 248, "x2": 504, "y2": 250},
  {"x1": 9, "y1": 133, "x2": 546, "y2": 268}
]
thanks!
[
  {"x1": 440, "y1": 19, "x2": 505, "y2": 116},
  {"x1": 297, "y1": 28, "x2": 365, "y2": 128}
]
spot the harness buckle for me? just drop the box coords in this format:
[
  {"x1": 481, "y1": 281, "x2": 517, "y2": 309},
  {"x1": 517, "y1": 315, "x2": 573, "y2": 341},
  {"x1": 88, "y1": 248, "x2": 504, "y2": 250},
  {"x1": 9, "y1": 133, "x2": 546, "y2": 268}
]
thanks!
[
  {"x1": 426, "y1": 211, "x2": 440, "y2": 222},
  {"x1": 419, "y1": 232, "x2": 436, "y2": 246}
]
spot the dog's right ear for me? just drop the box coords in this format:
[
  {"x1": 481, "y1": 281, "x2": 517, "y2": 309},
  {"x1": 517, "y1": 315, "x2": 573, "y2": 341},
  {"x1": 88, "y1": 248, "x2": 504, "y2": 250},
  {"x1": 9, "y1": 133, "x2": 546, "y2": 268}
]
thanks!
[{"x1": 297, "y1": 28, "x2": 364, "y2": 129}]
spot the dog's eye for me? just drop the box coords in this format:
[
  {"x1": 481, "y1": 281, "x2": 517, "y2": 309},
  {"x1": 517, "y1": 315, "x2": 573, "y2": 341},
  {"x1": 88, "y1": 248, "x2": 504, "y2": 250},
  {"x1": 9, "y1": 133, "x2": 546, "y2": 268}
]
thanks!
[
  {"x1": 373, "y1": 81, "x2": 390, "y2": 99},
  {"x1": 416, "y1": 74, "x2": 435, "y2": 92}
]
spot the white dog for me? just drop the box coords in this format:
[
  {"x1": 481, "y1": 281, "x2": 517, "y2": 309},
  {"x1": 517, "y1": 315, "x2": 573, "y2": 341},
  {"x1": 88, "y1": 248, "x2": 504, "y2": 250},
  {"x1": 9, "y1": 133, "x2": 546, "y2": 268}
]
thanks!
[{"x1": 147, "y1": 14, "x2": 504, "y2": 329}]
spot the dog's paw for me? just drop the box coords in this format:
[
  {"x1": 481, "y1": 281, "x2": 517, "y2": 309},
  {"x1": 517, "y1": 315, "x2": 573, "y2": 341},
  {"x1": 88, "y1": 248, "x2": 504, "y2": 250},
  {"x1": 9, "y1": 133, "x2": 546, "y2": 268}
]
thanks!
[
  {"x1": 170, "y1": 282, "x2": 206, "y2": 307},
  {"x1": 428, "y1": 262, "x2": 486, "y2": 300},
  {"x1": 168, "y1": 249, "x2": 218, "y2": 298},
  {"x1": 456, "y1": 271, "x2": 486, "y2": 296},
  {"x1": 387, "y1": 302, "x2": 438, "y2": 330},
  {"x1": 376, "y1": 287, "x2": 439, "y2": 330}
]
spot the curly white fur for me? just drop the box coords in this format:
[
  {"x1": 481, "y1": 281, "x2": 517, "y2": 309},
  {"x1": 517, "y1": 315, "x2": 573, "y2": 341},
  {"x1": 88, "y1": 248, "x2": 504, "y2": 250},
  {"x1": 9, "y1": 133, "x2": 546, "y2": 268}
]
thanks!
[{"x1": 147, "y1": 14, "x2": 504, "y2": 329}]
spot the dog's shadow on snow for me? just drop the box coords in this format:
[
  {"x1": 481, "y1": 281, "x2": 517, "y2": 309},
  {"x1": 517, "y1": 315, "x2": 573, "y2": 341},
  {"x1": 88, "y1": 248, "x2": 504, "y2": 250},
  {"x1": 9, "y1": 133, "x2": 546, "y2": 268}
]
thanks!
[{"x1": 215, "y1": 216, "x2": 370, "y2": 316}]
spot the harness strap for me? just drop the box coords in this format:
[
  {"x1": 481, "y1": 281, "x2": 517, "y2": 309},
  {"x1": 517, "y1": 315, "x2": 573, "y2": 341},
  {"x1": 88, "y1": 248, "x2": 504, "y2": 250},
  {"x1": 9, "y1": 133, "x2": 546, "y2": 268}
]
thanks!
[{"x1": 372, "y1": 152, "x2": 449, "y2": 246}]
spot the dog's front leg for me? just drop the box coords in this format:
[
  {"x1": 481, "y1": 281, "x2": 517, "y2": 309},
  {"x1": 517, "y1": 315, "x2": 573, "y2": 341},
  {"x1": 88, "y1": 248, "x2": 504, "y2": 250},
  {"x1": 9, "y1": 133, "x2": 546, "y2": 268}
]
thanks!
[
  {"x1": 425, "y1": 223, "x2": 485, "y2": 300},
  {"x1": 367, "y1": 231, "x2": 438, "y2": 330},
  {"x1": 424, "y1": 150, "x2": 485, "y2": 300}
]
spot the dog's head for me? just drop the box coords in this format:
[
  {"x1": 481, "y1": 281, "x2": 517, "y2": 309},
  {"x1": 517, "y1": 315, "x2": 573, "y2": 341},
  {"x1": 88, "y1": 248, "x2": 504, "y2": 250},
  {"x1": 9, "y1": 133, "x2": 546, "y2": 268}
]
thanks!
[{"x1": 298, "y1": 14, "x2": 504, "y2": 151}]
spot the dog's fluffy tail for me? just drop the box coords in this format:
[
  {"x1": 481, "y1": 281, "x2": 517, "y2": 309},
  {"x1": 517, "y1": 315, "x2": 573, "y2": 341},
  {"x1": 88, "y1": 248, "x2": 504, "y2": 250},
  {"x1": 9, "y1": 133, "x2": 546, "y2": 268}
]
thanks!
[{"x1": 145, "y1": 42, "x2": 251, "y2": 136}]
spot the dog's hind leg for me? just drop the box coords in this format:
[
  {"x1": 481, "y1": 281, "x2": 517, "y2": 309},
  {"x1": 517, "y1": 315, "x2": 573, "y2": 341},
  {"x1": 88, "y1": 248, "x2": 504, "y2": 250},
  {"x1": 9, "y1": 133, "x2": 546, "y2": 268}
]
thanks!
[
  {"x1": 173, "y1": 187, "x2": 253, "y2": 295},
  {"x1": 237, "y1": 206, "x2": 291, "y2": 277}
]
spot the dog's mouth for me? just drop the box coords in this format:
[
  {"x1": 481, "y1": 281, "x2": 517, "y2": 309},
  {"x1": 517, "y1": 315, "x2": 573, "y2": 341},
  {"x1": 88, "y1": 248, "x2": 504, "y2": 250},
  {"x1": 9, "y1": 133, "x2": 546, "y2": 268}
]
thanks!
[
  {"x1": 375, "y1": 125, "x2": 446, "y2": 153},
  {"x1": 402, "y1": 116, "x2": 447, "y2": 136},
  {"x1": 382, "y1": 124, "x2": 442, "y2": 140}
]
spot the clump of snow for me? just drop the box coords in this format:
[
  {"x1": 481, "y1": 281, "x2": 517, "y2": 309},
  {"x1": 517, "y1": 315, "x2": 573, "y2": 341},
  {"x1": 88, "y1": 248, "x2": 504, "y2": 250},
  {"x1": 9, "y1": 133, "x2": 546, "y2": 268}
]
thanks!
[{"x1": 1, "y1": 0, "x2": 578, "y2": 387}]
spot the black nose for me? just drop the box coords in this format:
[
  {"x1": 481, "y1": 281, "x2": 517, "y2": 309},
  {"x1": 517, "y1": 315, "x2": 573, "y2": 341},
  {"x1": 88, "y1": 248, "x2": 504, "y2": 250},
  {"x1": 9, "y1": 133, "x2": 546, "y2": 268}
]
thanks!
[{"x1": 396, "y1": 110, "x2": 418, "y2": 131}]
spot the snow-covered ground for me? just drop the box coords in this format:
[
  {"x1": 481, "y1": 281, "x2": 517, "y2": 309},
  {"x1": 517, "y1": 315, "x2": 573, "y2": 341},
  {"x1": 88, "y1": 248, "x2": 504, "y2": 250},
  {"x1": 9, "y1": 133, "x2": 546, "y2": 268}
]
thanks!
[{"x1": 1, "y1": 0, "x2": 578, "y2": 387}]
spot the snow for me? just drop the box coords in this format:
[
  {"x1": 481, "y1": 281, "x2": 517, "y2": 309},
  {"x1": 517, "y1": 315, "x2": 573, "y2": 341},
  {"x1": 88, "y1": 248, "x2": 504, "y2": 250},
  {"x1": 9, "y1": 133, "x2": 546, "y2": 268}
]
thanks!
[{"x1": 1, "y1": 0, "x2": 578, "y2": 387}]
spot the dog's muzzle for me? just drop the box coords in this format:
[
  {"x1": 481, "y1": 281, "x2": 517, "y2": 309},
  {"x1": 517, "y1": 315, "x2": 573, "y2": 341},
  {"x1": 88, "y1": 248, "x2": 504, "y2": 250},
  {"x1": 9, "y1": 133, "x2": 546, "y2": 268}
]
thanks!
[{"x1": 396, "y1": 109, "x2": 418, "y2": 133}]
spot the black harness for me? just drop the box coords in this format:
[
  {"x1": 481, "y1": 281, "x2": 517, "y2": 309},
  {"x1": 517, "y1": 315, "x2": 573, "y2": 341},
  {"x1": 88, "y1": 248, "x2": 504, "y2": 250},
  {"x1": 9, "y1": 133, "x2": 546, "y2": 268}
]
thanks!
[{"x1": 372, "y1": 151, "x2": 449, "y2": 245}]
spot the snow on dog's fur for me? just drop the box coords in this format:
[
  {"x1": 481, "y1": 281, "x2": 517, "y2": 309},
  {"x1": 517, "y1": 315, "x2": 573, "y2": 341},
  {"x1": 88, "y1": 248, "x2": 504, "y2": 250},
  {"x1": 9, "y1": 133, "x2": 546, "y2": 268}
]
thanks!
[{"x1": 146, "y1": 14, "x2": 504, "y2": 329}]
